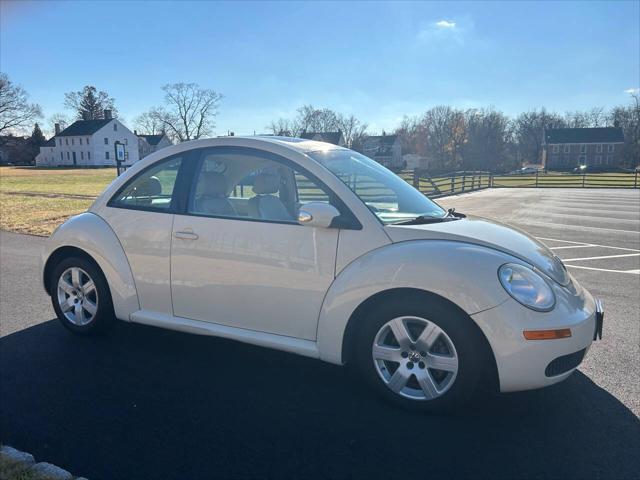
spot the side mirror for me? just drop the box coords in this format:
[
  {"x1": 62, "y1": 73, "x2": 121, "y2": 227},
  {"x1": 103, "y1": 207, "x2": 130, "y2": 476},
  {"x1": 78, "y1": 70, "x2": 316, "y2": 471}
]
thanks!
[{"x1": 297, "y1": 202, "x2": 341, "y2": 228}]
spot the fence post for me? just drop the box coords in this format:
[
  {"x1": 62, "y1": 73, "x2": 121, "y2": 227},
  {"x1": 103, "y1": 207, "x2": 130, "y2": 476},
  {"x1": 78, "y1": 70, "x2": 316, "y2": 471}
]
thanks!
[
  {"x1": 582, "y1": 173, "x2": 586, "y2": 188},
  {"x1": 535, "y1": 170, "x2": 539, "y2": 187},
  {"x1": 490, "y1": 172, "x2": 494, "y2": 188},
  {"x1": 479, "y1": 172, "x2": 482, "y2": 189},
  {"x1": 462, "y1": 172, "x2": 466, "y2": 192},
  {"x1": 450, "y1": 174, "x2": 455, "y2": 194},
  {"x1": 635, "y1": 171, "x2": 638, "y2": 189},
  {"x1": 413, "y1": 168, "x2": 420, "y2": 189}
]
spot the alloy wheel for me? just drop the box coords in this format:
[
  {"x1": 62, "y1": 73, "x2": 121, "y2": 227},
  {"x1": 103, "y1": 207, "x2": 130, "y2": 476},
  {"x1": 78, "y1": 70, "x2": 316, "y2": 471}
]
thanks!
[
  {"x1": 372, "y1": 316, "x2": 459, "y2": 400},
  {"x1": 56, "y1": 267, "x2": 99, "y2": 326}
]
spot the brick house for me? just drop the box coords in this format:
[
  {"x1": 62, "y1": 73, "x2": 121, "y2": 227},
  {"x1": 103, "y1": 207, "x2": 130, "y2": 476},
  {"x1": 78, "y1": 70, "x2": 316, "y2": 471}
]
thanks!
[{"x1": 542, "y1": 127, "x2": 625, "y2": 170}]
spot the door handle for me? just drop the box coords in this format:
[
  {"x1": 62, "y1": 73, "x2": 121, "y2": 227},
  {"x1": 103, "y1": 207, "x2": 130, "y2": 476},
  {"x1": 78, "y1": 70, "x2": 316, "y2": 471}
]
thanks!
[{"x1": 174, "y1": 230, "x2": 199, "y2": 240}]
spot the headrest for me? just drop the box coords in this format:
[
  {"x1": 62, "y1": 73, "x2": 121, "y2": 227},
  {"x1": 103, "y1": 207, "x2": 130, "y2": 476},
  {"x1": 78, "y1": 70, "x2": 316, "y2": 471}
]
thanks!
[
  {"x1": 201, "y1": 172, "x2": 228, "y2": 197},
  {"x1": 135, "y1": 176, "x2": 162, "y2": 197},
  {"x1": 253, "y1": 173, "x2": 280, "y2": 195}
]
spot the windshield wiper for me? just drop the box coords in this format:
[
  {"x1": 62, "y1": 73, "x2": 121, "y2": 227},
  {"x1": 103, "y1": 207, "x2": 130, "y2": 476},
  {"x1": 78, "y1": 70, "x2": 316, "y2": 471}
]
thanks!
[{"x1": 393, "y1": 208, "x2": 466, "y2": 225}]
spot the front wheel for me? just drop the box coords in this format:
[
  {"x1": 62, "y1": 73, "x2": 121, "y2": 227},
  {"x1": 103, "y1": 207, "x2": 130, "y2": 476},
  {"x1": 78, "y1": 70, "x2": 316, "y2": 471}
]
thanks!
[
  {"x1": 51, "y1": 256, "x2": 114, "y2": 334},
  {"x1": 354, "y1": 298, "x2": 486, "y2": 412}
]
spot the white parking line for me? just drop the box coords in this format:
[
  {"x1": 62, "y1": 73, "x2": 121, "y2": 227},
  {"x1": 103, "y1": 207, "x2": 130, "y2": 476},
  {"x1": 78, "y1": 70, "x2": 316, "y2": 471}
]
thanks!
[
  {"x1": 563, "y1": 253, "x2": 640, "y2": 262},
  {"x1": 565, "y1": 265, "x2": 640, "y2": 275},
  {"x1": 549, "y1": 245, "x2": 595, "y2": 250},
  {"x1": 526, "y1": 221, "x2": 639, "y2": 234},
  {"x1": 536, "y1": 237, "x2": 640, "y2": 253}
]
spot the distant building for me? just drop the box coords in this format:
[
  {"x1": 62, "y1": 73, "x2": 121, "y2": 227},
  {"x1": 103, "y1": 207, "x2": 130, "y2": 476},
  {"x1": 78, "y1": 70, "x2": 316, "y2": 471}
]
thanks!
[
  {"x1": 542, "y1": 127, "x2": 625, "y2": 170},
  {"x1": 35, "y1": 110, "x2": 140, "y2": 167},
  {"x1": 0, "y1": 135, "x2": 34, "y2": 165},
  {"x1": 300, "y1": 130, "x2": 345, "y2": 146},
  {"x1": 136, "y1": 132, "x2": 173, "y2": 159},
  {"x1": 361, "y1": 134, "x2": 402, "y2": 169}
]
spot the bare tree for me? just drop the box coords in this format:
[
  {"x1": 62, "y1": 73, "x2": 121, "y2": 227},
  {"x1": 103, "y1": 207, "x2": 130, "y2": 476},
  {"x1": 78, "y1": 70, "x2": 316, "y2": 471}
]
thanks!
[
  {"x1": 514, "y1": 109, "x2": 566, "y2": 165},
  {"x1": 64, "y1": 85, "x2": 117, "y2": 120},
  {"x1": 134, "y1": 111, "x2": 164, "y2": 135},
  {"x1": 0, "y1": 72, "x2": 42, "y2": 138},
  {"x1": 143, "y1": 83, "x2": 223, "y2": 142},
  {"x1": 267, "y1": 117, "x2": 302, "y2": 137},
  {"x1": 609, "y1": 93, "x2": 640, "y2": 167},
  {"x1": 336, "y1": 113, "x2": 368, "y2": 149}
]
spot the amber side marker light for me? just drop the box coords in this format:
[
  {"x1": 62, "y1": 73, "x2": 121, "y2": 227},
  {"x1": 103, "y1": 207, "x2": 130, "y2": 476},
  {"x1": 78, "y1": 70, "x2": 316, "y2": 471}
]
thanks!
[{"x1": 523, "y1": 329, "x2": 572, "y2": 340}]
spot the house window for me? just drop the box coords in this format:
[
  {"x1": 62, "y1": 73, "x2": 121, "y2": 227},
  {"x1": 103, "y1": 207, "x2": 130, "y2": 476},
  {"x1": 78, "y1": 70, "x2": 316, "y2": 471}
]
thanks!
[
  {"x1": 58, "y1": 138, "x2": 62, "y2": 146},
  {"x1": 563, "y1": 144, "x2": 570, "y2": 153},
  {"x1": 607, "y1": 144, "x2": 614, "y2": 153},
  {"x1": 81, "y1": 151, "x2": 84, "y2": 160},
  {"x1": 104, "y1": 138, "x2": 109, "y2": 145},
  {"x1": 71, "y1": 138, "x2": 74, "y2": 145},
  {"x1": 87, "y1": 137, "x2": 90, "y2": 144},
  {"x1": 105, "y1": 151, "x2": 110, "y2": 160},
  {"x1": 551, "y1": 155, "x2": 558, "y2": 163},
  {"x1": 60, "y1": 152, "x2": 63, "y2": 161},
  {"x1": 596, "y1": 144, "x2": 602, "y2": 153},
  {"x1": 579, "y1": 155, "x2": 587, "y2": 165},
  {"x1": 87, "y1": 151, "x2": 91, "y2": 160},
  {"x1": 606, "y1": 155, "x2": 613, "y2": 164},
  {"x1": 552, "y1": 145, "x2": 559, "y2": 153},
  {"x1": 66, "y1": 152, "x2": 70, "y2": 160},
  {"x1": 595, "y1": 155, "x2": 602, "y2": 165},
  {"x1": 79, "y1": 138, "x2": 83, "y2": 145},
  {"x1": 580, "y1": 144, "x2": 586, "y2": 153},
  {"x1": 114, "y1": 123, "x2": 117, "y2": 131},
  {"x1": 65, "y1": 138, "x2": 69, "y2": 146}
]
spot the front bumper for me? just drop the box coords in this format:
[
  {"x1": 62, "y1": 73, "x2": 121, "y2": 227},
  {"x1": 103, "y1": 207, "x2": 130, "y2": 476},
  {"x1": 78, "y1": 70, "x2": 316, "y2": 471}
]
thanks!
[{"x1": 471, "y1": 280, "x2": 600, "y2": 393}]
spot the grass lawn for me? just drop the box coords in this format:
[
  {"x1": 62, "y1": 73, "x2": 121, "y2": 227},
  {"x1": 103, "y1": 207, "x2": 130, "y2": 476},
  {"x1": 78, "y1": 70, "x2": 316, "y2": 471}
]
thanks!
[
  {"x1": 0, "y1": 166, "x2": 117, "y2": 196},
  {"x1": 0, "y1": 166, "x2": 113, "y2": 236}
]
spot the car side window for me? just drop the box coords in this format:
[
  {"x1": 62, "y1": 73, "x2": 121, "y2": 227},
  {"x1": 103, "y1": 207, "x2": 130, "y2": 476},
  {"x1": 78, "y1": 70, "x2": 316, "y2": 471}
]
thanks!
[
  {"x1": 187, "y1": 149, "x2": 340, "y2": 224},
  {"x1": 110, "y1": 156, "x2": 182, "y2": 211}
]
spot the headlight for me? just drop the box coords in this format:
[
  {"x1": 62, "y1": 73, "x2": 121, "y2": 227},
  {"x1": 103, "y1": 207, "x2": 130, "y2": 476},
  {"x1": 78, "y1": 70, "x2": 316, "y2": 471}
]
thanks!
[{"x1": 498, "y1": 263, "x2": 556, "y2": 311}]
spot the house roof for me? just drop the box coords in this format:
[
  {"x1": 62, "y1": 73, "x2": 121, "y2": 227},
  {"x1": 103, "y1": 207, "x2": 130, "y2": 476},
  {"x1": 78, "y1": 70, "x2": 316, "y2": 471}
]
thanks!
[
  {"x1": 300, "y1": 131, "x2": 343, "y2": 145},
  {"x1": 544, "y1": 127, "x2": 624, "y2": 144},
  {"x1": 363, "y1": 134, "x2": 398, "y2": 146},
  {"x1": 137, "y1": 134, "x2": 166, "y2": 146},
  {"x1": 43, "y1": 137, "x2": 56, "y2": 147},
  {"x1": 56, "y1": 119, "x2": 112, "y2": 137}
]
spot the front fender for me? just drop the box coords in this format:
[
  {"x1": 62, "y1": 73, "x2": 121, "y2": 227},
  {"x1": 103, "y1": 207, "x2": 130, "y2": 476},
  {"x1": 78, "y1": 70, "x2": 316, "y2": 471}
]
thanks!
[
  {"x1": 316, "y1": 240, "x2": 512, "y2": 364},
  {"x1": 42, "y1": 212, "x2": 139, "y2": 320}
]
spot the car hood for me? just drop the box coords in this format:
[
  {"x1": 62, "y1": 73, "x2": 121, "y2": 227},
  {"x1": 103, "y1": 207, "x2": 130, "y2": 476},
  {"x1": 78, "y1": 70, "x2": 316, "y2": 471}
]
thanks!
[{"x1": 384, "y1": 215, "x2": 570, "y2": 286}]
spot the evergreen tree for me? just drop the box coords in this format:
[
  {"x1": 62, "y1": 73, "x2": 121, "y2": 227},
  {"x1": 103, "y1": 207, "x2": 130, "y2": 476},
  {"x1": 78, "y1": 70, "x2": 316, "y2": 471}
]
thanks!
[
  {"x1": 64, "y1": 86, "x2": 117, "y2": 120},
  {"x1": 29, "y1": 122, "x2": 46, "y2": 146}
]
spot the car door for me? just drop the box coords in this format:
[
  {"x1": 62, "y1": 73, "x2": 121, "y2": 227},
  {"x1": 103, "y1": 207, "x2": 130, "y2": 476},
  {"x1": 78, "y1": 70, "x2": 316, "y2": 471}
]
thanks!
[
  {"x1": 101, "y1": 154, "x2": 184, "y2": 315},
  {"x1": 170, "y1": 146, "x2": 342, "y2": 340}
]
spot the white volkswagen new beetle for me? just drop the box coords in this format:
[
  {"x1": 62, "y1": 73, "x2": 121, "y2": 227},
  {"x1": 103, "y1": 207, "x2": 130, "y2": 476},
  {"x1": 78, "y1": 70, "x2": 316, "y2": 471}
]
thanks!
[{"x1": 42, "y1": 137, "x2": 603, "y2": 411}]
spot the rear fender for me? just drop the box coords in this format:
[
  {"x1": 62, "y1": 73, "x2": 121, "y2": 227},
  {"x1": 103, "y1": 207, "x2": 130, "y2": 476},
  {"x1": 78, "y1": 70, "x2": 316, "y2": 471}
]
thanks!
[{"x1": 42, "y1": 212, "x2": 139, "y2": 320}]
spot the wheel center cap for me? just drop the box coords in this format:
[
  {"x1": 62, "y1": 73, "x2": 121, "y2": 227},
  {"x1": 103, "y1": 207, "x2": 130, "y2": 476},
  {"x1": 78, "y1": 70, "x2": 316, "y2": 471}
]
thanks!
[{"x1": 409, "y1": 352, "x2": 421, "y2": 363}]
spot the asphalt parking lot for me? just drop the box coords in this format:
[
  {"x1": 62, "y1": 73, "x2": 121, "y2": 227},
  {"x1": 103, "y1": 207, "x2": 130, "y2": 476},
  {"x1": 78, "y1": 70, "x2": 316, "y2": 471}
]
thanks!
[{"x1": 1, "y1": 188, "x2": 639, "y2": 479}]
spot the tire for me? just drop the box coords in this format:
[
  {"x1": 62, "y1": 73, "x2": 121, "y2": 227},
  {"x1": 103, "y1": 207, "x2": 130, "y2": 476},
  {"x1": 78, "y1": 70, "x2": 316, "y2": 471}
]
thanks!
[
  {"x1": 50, "y1": 256, "x2": 115, "y2": 335},
  {"x1": 354, "y1": 296, "x2": 486, "y2": 413}
]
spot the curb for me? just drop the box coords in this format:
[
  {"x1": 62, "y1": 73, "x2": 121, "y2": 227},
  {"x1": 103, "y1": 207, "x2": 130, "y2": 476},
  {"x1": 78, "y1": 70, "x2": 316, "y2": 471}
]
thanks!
[{"x1": 0, "y1": 445, "x2": 87, "y2": 480}]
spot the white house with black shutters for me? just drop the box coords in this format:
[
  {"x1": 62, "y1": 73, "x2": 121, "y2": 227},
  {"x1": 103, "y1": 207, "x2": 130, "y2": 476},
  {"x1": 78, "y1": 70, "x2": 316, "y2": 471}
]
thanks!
[{"x1": 35, "y1": 110, "x2": 140, "y2": 167}]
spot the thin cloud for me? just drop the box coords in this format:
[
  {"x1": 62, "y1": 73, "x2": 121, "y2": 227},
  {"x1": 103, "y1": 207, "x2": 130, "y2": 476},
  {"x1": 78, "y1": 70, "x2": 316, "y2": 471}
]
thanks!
[
  {"x1": 436, "y1": 20, "x2": 456, "y2": 29},
  {"x1": 624, "y1": 88, "x2": 639, "y2": 94}
]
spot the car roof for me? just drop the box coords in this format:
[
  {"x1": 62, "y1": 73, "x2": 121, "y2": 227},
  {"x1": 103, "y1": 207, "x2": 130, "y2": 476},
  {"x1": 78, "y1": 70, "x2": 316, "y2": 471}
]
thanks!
[{"x1": 226, "y1": 135, "x2": 347, "y2": 153}]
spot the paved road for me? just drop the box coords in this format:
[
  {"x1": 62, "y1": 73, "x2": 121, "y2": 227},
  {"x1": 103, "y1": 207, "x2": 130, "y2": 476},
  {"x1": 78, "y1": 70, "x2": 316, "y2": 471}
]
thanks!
[{"x1": 1, "y1": 188, "x2": 639, "y2": 479}]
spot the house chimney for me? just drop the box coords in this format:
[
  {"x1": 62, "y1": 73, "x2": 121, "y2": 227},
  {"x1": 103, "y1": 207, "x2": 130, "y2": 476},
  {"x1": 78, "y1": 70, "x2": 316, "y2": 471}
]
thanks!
[
  {"x1": 54, "y1": 123, "x2": 61, "y2": 135},
  {"x1": 134, "y1": 129, "x2": 138, "y2": 136},
  {"x1": 104, "y1": 109, "x2": 112, "y2": 120}
]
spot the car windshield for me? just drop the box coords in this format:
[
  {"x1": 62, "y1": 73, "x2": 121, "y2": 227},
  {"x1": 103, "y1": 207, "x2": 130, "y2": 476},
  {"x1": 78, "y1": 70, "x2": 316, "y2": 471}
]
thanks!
[{"x1": 308, "y1": 149, "x2": 445, "y2": 224}]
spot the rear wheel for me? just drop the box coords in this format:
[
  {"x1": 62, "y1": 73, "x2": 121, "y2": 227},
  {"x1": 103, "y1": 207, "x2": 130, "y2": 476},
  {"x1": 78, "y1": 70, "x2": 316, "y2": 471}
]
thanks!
[
  {"x1": 51, "y1": 256, "x2": 114, "y2": 334},
  {"x1": 354, "y1": 297, "x2": 486, "y2": 412}
]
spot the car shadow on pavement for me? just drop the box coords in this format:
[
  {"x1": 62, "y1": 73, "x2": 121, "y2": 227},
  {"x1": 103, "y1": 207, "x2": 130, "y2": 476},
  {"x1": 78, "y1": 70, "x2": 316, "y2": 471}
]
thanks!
[{"x1": 1, "y1": 319, "x2": 638, "y2": 480}]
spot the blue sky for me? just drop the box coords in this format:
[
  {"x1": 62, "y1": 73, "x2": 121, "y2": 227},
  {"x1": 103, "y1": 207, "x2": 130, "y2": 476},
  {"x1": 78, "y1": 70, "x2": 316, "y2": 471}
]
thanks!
[{"x1": 1, "y1": 0, "x2": 638, "y2": 135}]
